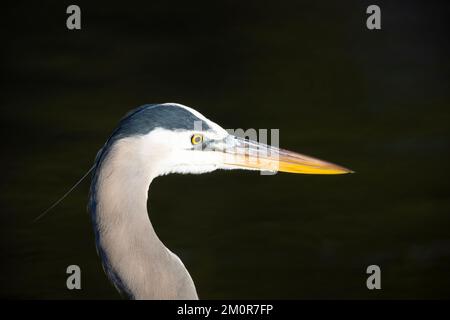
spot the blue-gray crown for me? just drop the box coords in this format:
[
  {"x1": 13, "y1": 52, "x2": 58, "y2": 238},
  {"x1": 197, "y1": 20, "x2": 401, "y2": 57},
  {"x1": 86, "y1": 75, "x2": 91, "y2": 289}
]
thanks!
[{"x1": 110, "y1": 103, "x2": 211, "y2": 142}]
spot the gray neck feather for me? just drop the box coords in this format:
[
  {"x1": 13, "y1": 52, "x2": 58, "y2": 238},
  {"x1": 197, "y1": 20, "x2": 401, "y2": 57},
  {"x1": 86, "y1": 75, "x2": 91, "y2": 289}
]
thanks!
[{"x1": 89, "y1": 137, "x2": 198, "y2": 299}]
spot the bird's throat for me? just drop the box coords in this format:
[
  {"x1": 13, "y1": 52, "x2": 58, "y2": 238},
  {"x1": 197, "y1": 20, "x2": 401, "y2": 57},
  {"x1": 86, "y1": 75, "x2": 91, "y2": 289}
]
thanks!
[{"x1": 89, "y1": 138, "x2": 198, "y2": 299}]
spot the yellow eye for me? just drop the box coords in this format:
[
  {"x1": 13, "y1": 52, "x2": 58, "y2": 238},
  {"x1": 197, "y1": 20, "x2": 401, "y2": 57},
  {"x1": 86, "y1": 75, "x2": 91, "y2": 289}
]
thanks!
[{"x1": 191, "y1": 134, "x2": 203, "y2": 145}]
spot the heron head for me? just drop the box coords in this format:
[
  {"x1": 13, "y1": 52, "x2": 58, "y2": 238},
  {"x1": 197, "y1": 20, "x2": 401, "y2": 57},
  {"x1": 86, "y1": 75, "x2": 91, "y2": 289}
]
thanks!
[{"x1": 105, "y1": 103, "x2": 352, "y2": 177}]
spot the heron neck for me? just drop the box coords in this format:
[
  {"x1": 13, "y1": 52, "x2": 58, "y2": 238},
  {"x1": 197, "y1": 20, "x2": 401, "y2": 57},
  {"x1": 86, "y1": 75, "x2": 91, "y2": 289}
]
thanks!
[{"x1": 89, "y1": 137, "x2": 197, "y2": 299}]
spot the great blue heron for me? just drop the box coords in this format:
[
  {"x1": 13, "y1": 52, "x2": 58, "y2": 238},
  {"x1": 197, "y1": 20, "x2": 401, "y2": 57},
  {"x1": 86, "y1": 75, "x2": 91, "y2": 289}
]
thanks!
[{"x1": 88, "y1": 103, "x2": 351, "y2": 299}]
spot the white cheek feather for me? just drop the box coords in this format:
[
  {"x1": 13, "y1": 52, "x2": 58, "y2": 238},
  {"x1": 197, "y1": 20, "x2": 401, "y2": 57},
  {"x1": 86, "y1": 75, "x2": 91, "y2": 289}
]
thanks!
[
  {"x1": 138, "y1": 128, "x2": 225, "y2": 176},
  {"x1": 158, "y1": 149, "x2": 221, "y2": 176},
  {"x1": 160, "y1": 164, "x2": 219, "y2": 176}
]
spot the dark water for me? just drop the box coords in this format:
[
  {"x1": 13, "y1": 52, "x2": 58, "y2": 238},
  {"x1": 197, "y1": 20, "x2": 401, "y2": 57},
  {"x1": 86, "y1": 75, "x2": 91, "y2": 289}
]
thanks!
[{"x1": 1, "y1": 1, "x2": 450, "y2": 299}]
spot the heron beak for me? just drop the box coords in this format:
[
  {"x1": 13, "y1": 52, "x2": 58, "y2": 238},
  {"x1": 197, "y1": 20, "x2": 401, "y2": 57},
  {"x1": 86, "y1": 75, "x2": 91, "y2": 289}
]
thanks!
[{"x1": 219, "y1": 136, "x2": 353, "y2": 174}]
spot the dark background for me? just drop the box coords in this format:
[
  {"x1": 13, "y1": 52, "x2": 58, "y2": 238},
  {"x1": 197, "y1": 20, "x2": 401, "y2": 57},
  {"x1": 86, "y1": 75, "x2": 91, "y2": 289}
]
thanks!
[{"x1": 1, "y1": 0, "x2": 449, "y2": 299}]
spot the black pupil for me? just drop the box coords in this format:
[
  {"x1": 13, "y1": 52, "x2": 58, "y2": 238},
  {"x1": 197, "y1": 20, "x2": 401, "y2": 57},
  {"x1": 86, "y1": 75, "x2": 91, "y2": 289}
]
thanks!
[{"x1": 194, "y1": 136, "x2": 201, "y2": 143}]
